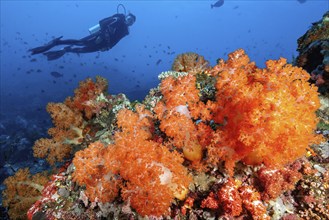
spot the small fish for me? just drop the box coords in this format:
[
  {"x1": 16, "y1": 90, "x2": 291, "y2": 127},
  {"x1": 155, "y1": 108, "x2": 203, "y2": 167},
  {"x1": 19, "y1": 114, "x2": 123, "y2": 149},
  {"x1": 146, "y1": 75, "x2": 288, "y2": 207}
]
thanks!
[
  {"x1": 211, "y1": 0, "x2": 224, "y2": 9},
  {"x1": 30, "y1": 58, "x2": 37, "y2": 62},
  {"x1": 50, "y1": 71, "x2": 63, "y2": 78},
  {"x1": 297, "y1": 0, "x2": 307, "y2": 3},
  {"x1": 156, "y1": 59, "x2": 162, "y2": 65}
]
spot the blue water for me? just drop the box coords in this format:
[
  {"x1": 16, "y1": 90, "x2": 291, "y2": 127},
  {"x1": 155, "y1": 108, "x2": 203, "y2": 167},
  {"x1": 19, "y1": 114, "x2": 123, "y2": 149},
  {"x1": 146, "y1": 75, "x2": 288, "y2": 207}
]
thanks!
[{"x1": 0, "y1": 0, "x2": 328, "y2": 210}]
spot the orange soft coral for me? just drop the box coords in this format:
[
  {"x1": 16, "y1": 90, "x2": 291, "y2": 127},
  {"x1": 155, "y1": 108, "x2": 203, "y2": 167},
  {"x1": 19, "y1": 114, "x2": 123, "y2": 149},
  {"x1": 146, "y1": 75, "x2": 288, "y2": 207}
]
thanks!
[
  {"x1": 33, "y1": 103, "x2": 84, "y2": 165},
  {"x1": 65, "y1": 76, "x2": 108, "y2": 119},
  {"x1": 111, "y1": 105, "x2": 191, "y2": 216},
  {"x1": 208, "y1": 49, "x2": 321, "y2": 172},
  {"x1": 2, "y1": 168, "x2": 49, "y2": 220},
  {"x1": 72, "y1": 104, "x2": 191, "y2": 216},
  {"x1": 154, "y1": 74, "x2": 210, "y2": 162},
  {"x1": 72, "y1": 142, "x2": 121, "y2": 203},
  {"x1": 158, "y1": 74, "x2": 200, "y2": 109}
]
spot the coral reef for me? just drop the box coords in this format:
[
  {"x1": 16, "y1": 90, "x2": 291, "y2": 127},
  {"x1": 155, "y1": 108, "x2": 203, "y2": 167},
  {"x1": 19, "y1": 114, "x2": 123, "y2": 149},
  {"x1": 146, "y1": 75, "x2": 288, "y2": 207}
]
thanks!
[
  {"x1": 295, "y1": 11, "x2": 329, "y2": 93},
  {"x1": 2, "y1": 50, "x2": 328, "y2": 219}
]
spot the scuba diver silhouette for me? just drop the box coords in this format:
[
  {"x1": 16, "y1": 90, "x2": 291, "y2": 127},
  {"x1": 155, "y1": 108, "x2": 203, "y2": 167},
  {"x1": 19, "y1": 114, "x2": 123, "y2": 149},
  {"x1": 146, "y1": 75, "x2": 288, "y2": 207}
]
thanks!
[{"x1": 29, "y1": 4, "x2": 136, "y2": 60}]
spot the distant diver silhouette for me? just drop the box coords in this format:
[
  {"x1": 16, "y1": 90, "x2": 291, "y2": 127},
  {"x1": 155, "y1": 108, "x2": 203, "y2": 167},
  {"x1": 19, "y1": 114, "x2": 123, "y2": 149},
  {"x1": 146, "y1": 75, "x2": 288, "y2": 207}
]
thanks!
[{"x1": 29, "y1": 4, "x2": 136, "y2": 60}]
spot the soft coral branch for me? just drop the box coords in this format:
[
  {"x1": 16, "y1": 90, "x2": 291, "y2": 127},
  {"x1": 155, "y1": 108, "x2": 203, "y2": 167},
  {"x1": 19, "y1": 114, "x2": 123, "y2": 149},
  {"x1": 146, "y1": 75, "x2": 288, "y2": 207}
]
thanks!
[
  {"x1": 33, "y1": 102, "x2": 84, "y2": 165},
  {"x1": 2, "y1": 168, "x2": 49, "y2": 220}
]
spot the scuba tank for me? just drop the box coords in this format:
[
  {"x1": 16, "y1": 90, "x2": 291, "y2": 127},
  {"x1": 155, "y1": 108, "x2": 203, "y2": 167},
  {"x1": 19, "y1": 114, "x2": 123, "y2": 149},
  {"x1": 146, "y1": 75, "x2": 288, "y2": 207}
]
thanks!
[
  {"x1": 88, "y1": 4, "x2": 126, "y2": 34},
  {"x1": 88, "y1": 24, "x2": 100, "y2": 34}
]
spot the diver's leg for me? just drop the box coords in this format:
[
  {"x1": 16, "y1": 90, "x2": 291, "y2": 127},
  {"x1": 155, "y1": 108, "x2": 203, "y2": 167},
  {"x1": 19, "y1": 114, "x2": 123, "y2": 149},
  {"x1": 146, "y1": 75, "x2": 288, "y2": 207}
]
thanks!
[
  {"x1": 29, "y1": 36, "x2": 64, "y2": 55},
  {"x1": 49, "y1": 33, "x2": 99, "y2": 47},
  {"x1": 29, "y1": 36, "x2": 92, "y2": 55},
  {"x1": 56, "y1": 39, "x2": 85, "y2": 46},
  {"x1": 64, "y1": 46, "x2": 100, "y2": 53},
  {"x1": 43, "y1": 45, "x2": 100, "y2": 61},
  {"x1": 43, "y1": 48, "x2": 67, "y2": 61}
]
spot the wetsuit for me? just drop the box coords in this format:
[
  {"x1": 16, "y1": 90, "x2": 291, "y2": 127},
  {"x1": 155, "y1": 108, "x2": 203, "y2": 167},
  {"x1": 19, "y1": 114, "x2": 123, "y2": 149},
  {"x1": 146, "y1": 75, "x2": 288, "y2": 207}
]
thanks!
[{"x1": 29, "y1": 13, "x2": 129, "y2": 60}]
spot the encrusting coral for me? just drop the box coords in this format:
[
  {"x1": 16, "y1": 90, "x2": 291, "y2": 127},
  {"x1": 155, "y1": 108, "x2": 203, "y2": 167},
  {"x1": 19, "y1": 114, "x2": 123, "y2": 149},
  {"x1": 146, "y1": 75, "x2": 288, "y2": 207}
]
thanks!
[{"x1": 2, "y1": 49, "x2": 327, "y2": 219}]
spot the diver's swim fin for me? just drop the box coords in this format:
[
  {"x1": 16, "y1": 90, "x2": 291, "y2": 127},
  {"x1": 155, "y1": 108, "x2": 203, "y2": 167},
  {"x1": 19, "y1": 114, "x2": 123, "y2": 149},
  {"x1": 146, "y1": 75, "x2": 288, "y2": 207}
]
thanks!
[
  {"x1": 29, "y1": 36, "x2": 63, "y2": 55},
  {"x1": 43, "y1": 49, "x2": 66, "y2": 61}
]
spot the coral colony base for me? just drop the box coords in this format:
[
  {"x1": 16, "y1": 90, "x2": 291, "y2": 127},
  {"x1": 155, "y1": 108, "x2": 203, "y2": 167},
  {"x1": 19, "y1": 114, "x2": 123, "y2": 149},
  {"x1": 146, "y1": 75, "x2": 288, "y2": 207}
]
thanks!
[{"x1": 2, "y1": 49, "x2": 329, "y2": 220}]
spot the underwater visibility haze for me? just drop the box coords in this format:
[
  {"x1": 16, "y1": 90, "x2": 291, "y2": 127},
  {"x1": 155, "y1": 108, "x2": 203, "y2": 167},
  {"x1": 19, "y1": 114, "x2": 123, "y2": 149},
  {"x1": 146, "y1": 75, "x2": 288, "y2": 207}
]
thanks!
[{"x1": 1, "y1": 0, "x2": 329, "y2": 219}]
